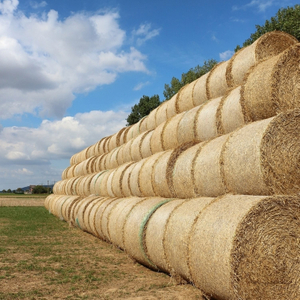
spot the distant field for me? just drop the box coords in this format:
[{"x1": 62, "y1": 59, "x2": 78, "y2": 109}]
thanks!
[{"x1": 0, "y1": 194, "x2": 47, "y2": 207}]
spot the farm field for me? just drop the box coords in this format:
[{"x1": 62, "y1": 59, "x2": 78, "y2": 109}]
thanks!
[{"x1": 0, "y1": 198, "x2": 204, "y2": 299}]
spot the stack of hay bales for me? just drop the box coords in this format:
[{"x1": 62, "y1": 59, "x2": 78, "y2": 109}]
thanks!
[{"x1": 46, "y1": 31, "x2": 300, "y2": 300}]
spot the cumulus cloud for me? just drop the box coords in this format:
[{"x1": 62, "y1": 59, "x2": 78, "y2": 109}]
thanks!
[
  {"x1": 219, "y1": 50, "x2": 234, "y2": 61},
  {"x1": 132, "y1": 23, "x2": 160, "y2": 46},
  {"x1": 232, "y1": 0, "x2": 286, "y2": 12},
  {"x1": 30, "y1": 1, "x2": 47, "y2": 9},
  {"x1": 133, "y1": 81, "x2": 150, "y2": 91},
  {"x1": 0, "y1": 2, "x2": 149, "y2": 119}
]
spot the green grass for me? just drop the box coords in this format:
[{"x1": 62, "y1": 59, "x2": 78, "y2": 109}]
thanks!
[{"x1": 0, "y1": 193, "x2": 48, "y2": 198}]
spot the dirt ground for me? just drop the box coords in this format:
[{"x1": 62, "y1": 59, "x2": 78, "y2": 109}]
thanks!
[
  {"x1": 0, "y1": 197, "x2": 45, "y2": 206},
  {"x1": 0, "y1": 197, "x2": 207, "y2": 299}
]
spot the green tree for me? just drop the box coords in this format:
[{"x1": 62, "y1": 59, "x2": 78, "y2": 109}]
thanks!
[
  {"x1": 2, "y1": 189, "x2": 6, "y2": 193},
  {"x1": 7, "y1": 189, "x2": 12, "y2": 193},
  {"x1": 32, "y1": 185, "x2": 48, "y2": 194},
  {"x1": 126, "y1": 95, "x2": 161, "y2": 125},
  {"x1": 235, "y1": 5, "x2": 300, "y2": 51},
  {"x1": 15, "y1": 188, "x2": 24, "y2": 194},
  {"x1": 163, "y1": 59, "x2": 218, "y2": 100}
]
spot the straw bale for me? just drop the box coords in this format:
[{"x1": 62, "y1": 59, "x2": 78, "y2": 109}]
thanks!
[
  {"x1": 115, "y1": 127, "x2": 126, "y2": 147},
  {"x1": 145, "y1": 199, "x2": 184, "y2": 273},
  {"x1": 100, "y1": 197, "x2": 124, "y2": 242},
  {"x1": 86, "y1": 144, "x2": 96, "y2": 159},
  {"x1": 116, "y1": 144, "x2": 126, "y2": 166},
  {"x1": 108, "y1": 197, "x2": 147, "y2": 249},
  {"x1": 93, "y1": 170, "x2": 109, "y2": 196},
  {"x1": 44, "y1": 194, "x2": 54, "y2": 211},
  {"x1": 52, "y1": 195, "x2": 69, "y2": 219},
  {"x1": 194, "y1": 135, "x2": 229, "y2": 197},
  {"x1": 206, "y1": 61, "x2": 229, "y2": 99},
  {"x1": 176, "y1": 81, "x2": 197, "y2": 113},
  {"x1": 81, "y1": 174, "x2": 95, "y2": 196},
  {"x1": 61, "y1": 196, "x2": 81, "y2": 222},
  {"x1": 87, "y1": 197, "x2": 108, "y2": 237},
  {"x1": 61, "y1": 166, "x2": 70, "y2": 180},
  {"x1": 162, "y1": 112, "x2": 184, "y2": 151},
  {"x1": 131, "y1": 131, "x2": 148, "y2": 162},
  {"x1": 177, "y1": 107, "x2": 199, "y2": 145},
  {"x1": 94, "y1": 138, "x2": 105, "y2": 156},
  {"x1": 195, "y1": 97, "x2": 222, "y2": 142},
  {"x1": 226, "y1": 31, "x2": 298, "y2": 88},
  {"x1": 75, "y1": 196, "x2": 99, "y2": 230},
  {"x1": 139, "y1": 116, "x2": 148, "y2": 132},
  {"x1": 89, "y1": 171, "x2": 105, "y2": 195},
  {"x1": 139, "y1": 152, "x2": 165, "y2": 197},
  {"x1": 92, "y1": 154, "x2": 104, "y2": 173},
  {"x1": 66, "y1": 164, "x2": 76, "y2": 179},
  {"x1": 67, "y1": 176, "x2": 82, "y2": 195},
  {"x1": 103, "y1": 136, "x2": 112, "y2": 153},
  {"x1": 146, "y1": 107, "x2": 158, "y2": 131},
  {"x1": 107, "y1": 132, "x2": 118, "y2": 152},
  {"x1": 66, "y1": 197, "x2": 83, "y2": 225},
  {"x1": 94, "y1": 197, "x2": 117, "y2": 240},
  {"x1": 110, "y1": 162, "x2": 135, "y2": 197},
  {"x1": 150, "y1": 122, "x2": 165, "y2": 153},
  {"x1": 189, "y1": 194, "x2": 300, "y2": 300},
  {"x1": 129, "y1": 160, "x2": 147, "y2": 197},
  {"x1": 119, "y1": 126, "x2": 131, "y2": 144},
  {"x1": 105, "y1": 147, "x2": 120, "y2": 169},
  {"x1": 169, "y1": 142, "x2": 199, "y2": 198},
  {"x1": 152, "y1": 150, "x2": 173, "y2": 197},
  {"x1": 164, "y1": 197, "x2": 214, "y2": 282},
  {"x1": 123, "y1": 197, "x2": 172, "y2": 269},
  {"x1": 192, "y1": 72, "x2": 209, "y2": 106},
  {"x1": 140, "y1": 130, "x2": 153, "y2": 159},
  {"x1": 155, "y1": 100, "x2": 169, "y2": 127},
  {"x1": 106, "y1": 169, "x2": 117, "y2": 197},
  {"x1": 127, "y1": 122, "x2": 140, "y2": 141},
  {"x1": 216, "y1": 86, "x2": 244, "y2": 135},
  {"x1": 166, "y1": 94, "x2": 178, "y2": 119},
  {"x1": 98, "y1": 169, "x2": 114, "y2": 197},
  {"x1": 122, "y1": 138, "x2": 134, "y2": 164},
  {"x1": 242, "y1": 44, "x2": 300, "y2": 122},
  {"x1": 121, "y1": 163, "x2": 136, "y2": 197}
]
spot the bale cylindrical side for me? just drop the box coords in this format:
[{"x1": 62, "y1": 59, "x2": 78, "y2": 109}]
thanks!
[
  {"x1": 121, "y1": 163, "x2": 136, "y2": 197},
  {"x1": 152, "y1": 150, "x2": 173, "y2": 198},
  {"x1": 194, "y1": 134, "x2": 229, "y2": 197},
  {"x1": 139, "y1": 116, "x2": 148, "y2": 133},
  {"x1": 150, "y1": 122, "x2": 165, "y2": 154},
  {"x1": 164, "y1": 197, "x2": 214, "y2": 282},
  {"x1": 61, "y1": 195, "x2": 81, "y2": 222},
  {"x1": 126, "y1": 122, "x2": 140, "y2": 141},
  {"x1": 108, "y1": 197, "x2": 147, "y2": 249},
  {"x1": 216, "y1": 86, "x2": 245, "y2": 135},
  {"x1": 189, "y1": 194, "x2": 300, "y2": 300},
  {"x1": 176, "y1": 80, "x2": 197, "y2": 113},
  {"x1": 140, "y1": 130, "x2": 153, "y2": 159},
  {"x1": 121, "y1": 138, "x2": 134, "y2": 164},
  {"x1": 93, "y1": 170, "x2": 109, "y2": 196},
  {"x1": 129, "y1": 160, "x2": 146, "y2": 197},
  {"x1": 115, "y1": 127, "x2": 127, "y2": 147},
  {"x1": 107, "y1": 132, "x2": 118, "y2": 152},
  {"x1": 81, "y1": 196, "x2": 103, "y2": 232},
  {"x1": 82, "y1": 173, "x2": 96, "y2": 197},
  {"x1": 105, "y1": 147, "x2": 120, "y2": 170},
  {"x1": 52, "y1": 195, "x2": 70, "y2": 219},
  {"x1": 110, "y1": 162, "x2": 135, "y2": 197},
  {"x1": 94, "y1": 138, "x2": 105, "y2": 156},
  {"x1": 166, "y1": 94, "x2": 178, "y2": 119},
  {"x1": 119, "y1": 126, "x2": 131, "y2": 145},
  {"x1": 131, "y1": 131, "x2": 148, "y2": 162},
  {"x1": 162, "y1": 112, "x2": 185, "y2": 151},
  {"x1": 66, "y1": 196, "x2": 83, "y2": 225},
  {"x1": 192, "y1": 72, "x2": 210, "y2": 106},
  {"x1": 226, "y1": 31, "x2": 298, "y2": 88},
  {"x1": 66, "y1": 164, "x2": 77, "y2": 179},
  {"x1": 155, "y1": 100, "x2": 169, "y2": 127},
  {"x1": 145, "y1": 199, "x2": 184, "y2": 273},
  {"x1": 145, "y1": 108, "x2": 158, "y2": 131},
  {"x1": 177, "y1": 107, "x2": 199, "y2": 145},
  {"x1": 44, "y1": 194, "x2": 56, "y2": 211},
  {"x1": 123, "y1": 197, "x2": 173, "y2": 270},
  {"x1": 242, "y1": 44, "x2": 300, "y2": 122},
  {"x1": 106, "y1": 169, "x2": 117, "y2": 197},
  {"x1": 139, "y1": 152, "x2": 165, "y2": 197},
  {"x1": 98, "y1": 169, "x2": 114, "y2": 197},
  {"x1": 195, "y1": 96, "x2": 222, "y2": 142},
  {"x1": 206, "y1": 61, "x2": 230, "y2": 99}
]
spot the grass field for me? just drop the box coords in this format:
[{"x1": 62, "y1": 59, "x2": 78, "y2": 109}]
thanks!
[{"x1": 0, "y1": 201, "x2": 204, "y2": 299}]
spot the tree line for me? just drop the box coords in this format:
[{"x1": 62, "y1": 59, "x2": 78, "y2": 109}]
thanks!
[{"x1": 126, "y1": 5, "x2": 299, "y2": 125}]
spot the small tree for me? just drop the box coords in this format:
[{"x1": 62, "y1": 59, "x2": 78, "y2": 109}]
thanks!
[
  {"x1": 2, "y1": 189, "x2": 6, "y2": 193},
  {"x1": 15, "y1": 188, "x2": 24, "y2": 194},
  {"x1": 126, "y1": 95, "x2": 161, "y2": 125},
  {"x1": 32, "y1": 185, "x2": 48, "y2": 194},
  {"x1": 7, "y1": 189, "x2": 12, "y2": 193}
]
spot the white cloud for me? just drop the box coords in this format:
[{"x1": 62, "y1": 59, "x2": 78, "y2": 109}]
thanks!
[
  {"x1": 211, "y1": 34, "x2": 218, "y2": 42},
  {"x1": 30, "y1": 1, "x2": 47, "y2": 9},
  {"x1": 132, "y1": 23, "x2": 160, "y2": 46},
  {"x1": 133, "y1": 81, "x2": 150, "y2": 91},
  {"x1": 0, "y1": 3, "x2": 148, "y2": 119},
  {"x1": 232, "y1": 0, "x2": 286, "y2": 12},
  {"x1": 219, "y1": 50, "x2": 234, "y2": 61}
]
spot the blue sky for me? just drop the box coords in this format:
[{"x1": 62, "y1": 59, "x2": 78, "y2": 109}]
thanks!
[{"x1": 0, "y1": 0, "x2": 298, "y2": 190}]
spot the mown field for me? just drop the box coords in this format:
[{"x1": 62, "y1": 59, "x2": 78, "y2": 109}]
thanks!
[{"x1": 0, "y1": 197, "x2": 204, "y2": 299}]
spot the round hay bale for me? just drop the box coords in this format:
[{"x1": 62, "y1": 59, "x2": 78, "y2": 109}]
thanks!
[
  {"x1": 111, "y1": 162, "x2": 135, "y2": 197},
  {"x1": 131, "y1": 131, "x2": 148, "y2": 162},
  {"x1": 93, "y1": 170, "x2": 109, "y2": 196},
  {"x1": 44, "y1": 194, "x2": 55, "y2": 211},
  {"x1": 121, "y1": 163, "x2": 136, "y2": 197},
  {"x1": 162, "y1": 112, "x2": 185, "y2": 151},
  {"x1": 107, "y1": 132, "x2": 118, "y2": 152},
  {"x1": 226, "y1": 31, "x2": 298, "y2": 88},
  {"x1": 222, "y1": 109, "x2": 300, "y2": 195},
  {"x1": 67, "y1": 176, "x2": 82, "y2": 195},
  {"x1": 192, "y1": 72, "x2": 210, "y2": 106},
  {"x1": 155, "y1": 101, "x2": 168, "y2": 127},
  {"x1": 116, "y1": 127, "x2": 127, "y2": 147},
  {"x1": 206, "y1": 61, "x2": 230, "y2": 99},
  {"x1": 176, "y1": 81, "x2": 197, "y2": 113},
  {"x1": 103, "y1": 136, "x2": 112, "y2": 153},
  {"x1": 168, "y1": 142, "x2": 199, "y2": 198},
  {"x1": 86, "y1": 144, "x2": 96, "y2": 159},
  {"x1": 126, "y1": 123, "x2": 139, "y2": 141},
  {"x1": 139, "y1": 152, "x2": 165, "y2": 197},
  {"x1": 81, "y1": 173, "x2": 95, "y2": 197},
  {"x1": 105, "y1": 147, "x2": 120, "y2": 169},
  {"x1": 164, "y1": 197, "x2": 214, "y2": 282},
  {"x1": 166, "y1": 95, "x2": 178, "y2": 119},
  {"x1": 61, "y1": 195, "x2": 81, "y2": 222},
  {"x1": 106, "y1": 169, "x2": 117, "y2": 197},
  {"x1": 66, "y1": 164, "x2": 77, "y2": 179},
  {"x1": 129, "y1": 160, "x2": 146, "y2": 197},
  {"x1": 195, "y1": 96, "x2": 222, "y2": 142},
  {"x1": 98, "y1": 169, "x2": 114, "y2": 197},
  {"x1": 189, "y1": 194, "x2": 300, "y2": 300},
  {"x1": 121, "y1": 138, "x2": 134, "y2": 164},
  {"x1": 100, "y1": 197, "x2": 124, "y2": 242},
  {"x1": 69, "y1": 197, "x2": 86, "y2": 226},
  {"x1": 108, "y1": 196, "x2": 147, "y2": 249},
  {"x1": 89, "y1": 171, "x2": 105, "y2": 195},
  {"x1": 52, "y1": 195, "x2": 68, "y2": 219},
  {"x1": 216, "y1": 86, "x2": 245, "y2": 135},
  {"x1": 194, "y1": 134, "x2": 229, "y2": 197},
  {"x1": 145, "y1": 199, "x2": 184, "y2": 273},
  {"x1": 139, "y1": 116, "x2": 148, "y2": 133},
  {"x1": 150, "y1": 122, "x2": 165, "y2": 154},
  {"x1": 116, "y1": 144, "x2": 126, "y2": 166},
  {"x1": 120, "y1": 126, "x2": 131, "y2": 144},
  {"x1": 66, "y1": 196, "x2": 83, "y2": 225},
  {"x1": 94, "y1": 197, "x2": 117, "y2": 241},
  {"x1": 242, "y1": 44, "x2": 300, "y2": 122},
  {"x1": 94, "y1": 138, "x2": 105, "y2": 156},
  {"x1": 140, "y1": 130, "x2": 153, "y2": 159},
  {"x1": 61, "y1": 166, "x2": 70, "y2": 180},
  {"x1": 146, "y1": 107, "x2": 158, "y2": 131},
  {"x1": 177, "y1": 107, "x2": 199, "y2": 145},
  {"x1": 123, "y1": 197, "x2": 173, "y2": 269},
  {"x1": 152, "y1": 150, "x2": 173, "y2": 198},
  {"x1": 92, "y1": 154, "x2": 105, "y2": 173}
]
